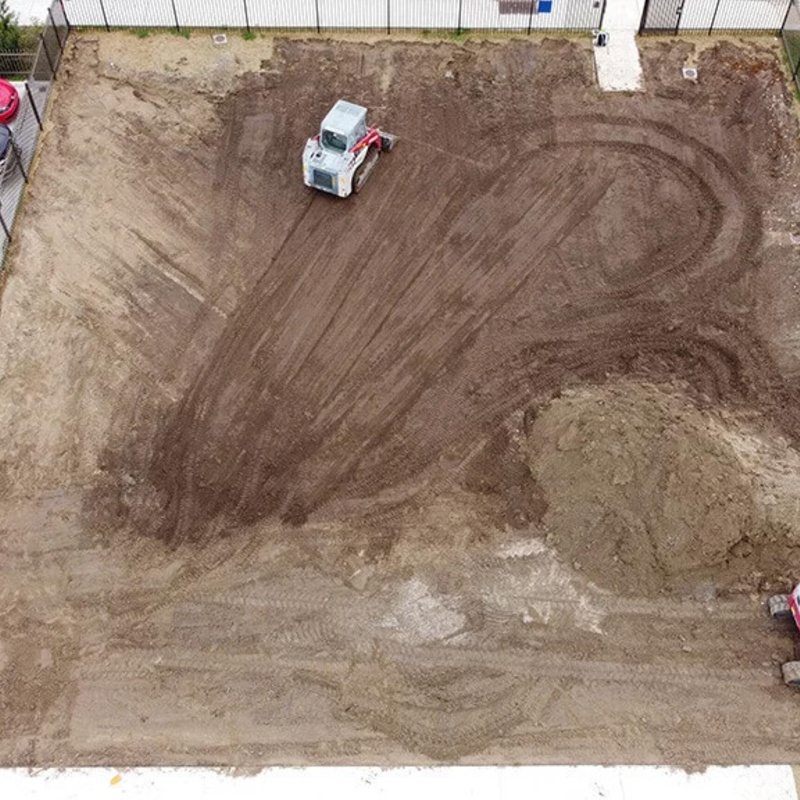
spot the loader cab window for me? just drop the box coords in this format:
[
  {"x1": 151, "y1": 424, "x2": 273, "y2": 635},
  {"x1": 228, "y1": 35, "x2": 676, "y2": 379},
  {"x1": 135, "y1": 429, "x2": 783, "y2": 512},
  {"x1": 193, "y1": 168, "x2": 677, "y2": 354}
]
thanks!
[{"x1": 321, "y1": 129, "x2": 348, "y2": 152}]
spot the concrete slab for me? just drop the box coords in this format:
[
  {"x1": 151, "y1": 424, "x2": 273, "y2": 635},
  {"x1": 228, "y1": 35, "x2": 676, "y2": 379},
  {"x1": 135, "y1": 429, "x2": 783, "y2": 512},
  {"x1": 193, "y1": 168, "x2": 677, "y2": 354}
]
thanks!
[
  {"x1": 0, "y1": 766, "x2": 797, "y2": 799},
  {"x1": 593, "y1": 0, "x2": 644, "y2": 92},
  {"x1": 594, "y1": 30, "x2": 644, "y2": 91}
]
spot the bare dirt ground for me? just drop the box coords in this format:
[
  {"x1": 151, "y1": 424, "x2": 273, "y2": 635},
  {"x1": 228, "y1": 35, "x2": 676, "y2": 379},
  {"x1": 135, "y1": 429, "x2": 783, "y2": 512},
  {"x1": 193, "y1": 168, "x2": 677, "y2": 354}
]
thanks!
[{"x1": 2, "y1": 30, "x2": 800, "y2": 767}]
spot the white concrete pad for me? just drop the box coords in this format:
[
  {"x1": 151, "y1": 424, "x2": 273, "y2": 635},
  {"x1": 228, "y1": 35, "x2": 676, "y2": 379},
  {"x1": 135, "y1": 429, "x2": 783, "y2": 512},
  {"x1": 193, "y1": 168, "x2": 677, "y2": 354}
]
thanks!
[
  {"x1": 594, "y1": 30, "x2": 644, "y2": 91},
  {"x1": 593, "y1": 0, "x2": 644, "y2": 92},
  {"x1": 0, "y1": 766, "x2": 796, "y2": 800}
]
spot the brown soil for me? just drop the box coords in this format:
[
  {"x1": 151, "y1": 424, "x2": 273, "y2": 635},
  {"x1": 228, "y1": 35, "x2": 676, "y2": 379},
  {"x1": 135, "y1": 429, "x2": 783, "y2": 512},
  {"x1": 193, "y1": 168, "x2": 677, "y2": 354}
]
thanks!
[
  {"x1": 527, "y1": 382, "x2": 800, "y2": 597},
  {"x1": 2, "y1": 31, "x2": 800, "y2": 766}
]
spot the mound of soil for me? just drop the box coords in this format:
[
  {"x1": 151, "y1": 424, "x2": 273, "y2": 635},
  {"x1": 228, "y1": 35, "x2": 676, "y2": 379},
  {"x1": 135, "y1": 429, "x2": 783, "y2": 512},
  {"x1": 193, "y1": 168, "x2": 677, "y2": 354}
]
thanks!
[{"x1": 525, "y1": 382, "x2": 800, "y2": 596}]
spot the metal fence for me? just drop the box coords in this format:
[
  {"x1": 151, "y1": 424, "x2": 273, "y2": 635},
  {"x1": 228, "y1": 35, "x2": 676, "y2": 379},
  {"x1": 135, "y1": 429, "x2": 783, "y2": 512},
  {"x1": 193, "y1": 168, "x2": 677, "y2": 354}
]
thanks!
[
  {"x1": 639, "y1": 0, "x2": 791, "y2": 34},
  {"x1": 0, "y1": 0, "x2": 70, "y2": 263},
  {"x1": 783, "y1": 0, "x2": 800, "y2": 90},
  {"x1": 62, "y1": 0, "x2": 606, "y2": 34},
  {"x1": 0, "y1": 53, "x2": 37, "y2": 79}
]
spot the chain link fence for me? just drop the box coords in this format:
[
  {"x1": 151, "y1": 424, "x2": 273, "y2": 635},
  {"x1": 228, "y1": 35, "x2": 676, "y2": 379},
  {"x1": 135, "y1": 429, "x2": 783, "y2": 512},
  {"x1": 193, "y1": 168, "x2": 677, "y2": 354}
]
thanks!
[
  {"x1": 0, "y1": 0, "x2": 69, "y2": 264},
  {"x1": 783, "y1": 0, "x2": 800, "y2": 91},
  {"x1": 62, "y1": 0, "x2": 605, "y2": 34}
]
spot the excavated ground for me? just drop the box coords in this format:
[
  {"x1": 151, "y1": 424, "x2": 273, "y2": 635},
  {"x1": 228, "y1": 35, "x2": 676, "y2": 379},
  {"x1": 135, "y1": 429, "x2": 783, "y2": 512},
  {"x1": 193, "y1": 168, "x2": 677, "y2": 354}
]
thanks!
[{"x1": 2, "y1": 31, "x2": 800, "y2": 766}]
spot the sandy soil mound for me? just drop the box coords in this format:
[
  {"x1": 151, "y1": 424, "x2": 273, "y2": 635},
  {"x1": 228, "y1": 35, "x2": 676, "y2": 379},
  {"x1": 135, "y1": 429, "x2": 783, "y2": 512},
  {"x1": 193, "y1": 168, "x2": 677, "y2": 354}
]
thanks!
[{"x1": 525, "y1": 382, "x2": 800, "y2": 596}]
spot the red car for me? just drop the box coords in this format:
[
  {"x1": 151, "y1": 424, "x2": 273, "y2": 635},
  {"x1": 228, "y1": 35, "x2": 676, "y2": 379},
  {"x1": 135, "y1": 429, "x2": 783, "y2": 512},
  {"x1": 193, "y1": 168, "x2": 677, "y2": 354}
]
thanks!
[{"x1": 0, "y1": 78, "x2": 19, "y2": 124}]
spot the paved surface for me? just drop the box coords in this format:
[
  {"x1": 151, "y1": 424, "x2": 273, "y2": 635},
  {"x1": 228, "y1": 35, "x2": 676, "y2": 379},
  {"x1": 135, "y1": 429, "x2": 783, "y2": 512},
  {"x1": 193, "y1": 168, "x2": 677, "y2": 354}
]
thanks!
[
  {"x1": 594, "y1": 0, "x2": 644, "y2": 91},
  {"x1": 1, "y1": 766, "x2": 798, "y2": 799}
]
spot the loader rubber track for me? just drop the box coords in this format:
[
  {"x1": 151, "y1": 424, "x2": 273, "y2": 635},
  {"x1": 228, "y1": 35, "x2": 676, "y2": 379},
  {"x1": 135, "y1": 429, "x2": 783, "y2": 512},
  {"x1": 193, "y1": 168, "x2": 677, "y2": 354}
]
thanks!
[
  {"x1": 353, "y1": 145, "x2": 380, "y2": 194},
  {"x1": 781, "y1": 660, "x2": 800, "y2": 687},
  {"x1": 768, "y1": 594, "x2": 792, "y2": 619}
]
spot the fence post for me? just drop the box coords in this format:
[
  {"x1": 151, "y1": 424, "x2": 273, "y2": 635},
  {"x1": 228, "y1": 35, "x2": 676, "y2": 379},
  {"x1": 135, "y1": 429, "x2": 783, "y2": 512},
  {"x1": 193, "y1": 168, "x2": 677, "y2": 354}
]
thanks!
[
  {"x1": 59, "y1": 0, "x2": 72, "y2": 33},
  {"x1": 99, "y1": 0, "x2": 110, "y2": 32},
  {"x1": 780, "y1": 0, "x2": 794, "y2": 31},
  {"x1": 638, "y1": 0, "x2": 651, "y2": 34},
  {"x1": 39, "y1": 32, "x2": 56, "y2": 81},
  {"x1": 315, "y1": 0, "x2": 321, "y2": 34},
  {"x1": 526, "y1": 0, "x2": 535, "y2": 34},
  {"x1": 0, "y1": 206, "x2": 12, "y2": 245},
  {"x1": 243, "y1": 0, "x2": 251, "y2": 33},
  {"x1": 780, "y1": 0, "x2": 796, "y2": 82},
  {"x1": 387, "y1": 0, "x2": 390, "y2": 35},
  {"x1": 170, "y1": 0, "x2": 180, "y2": 31},
  {"x1": 457, "y1": 0, "x2": 463, "y2": 34},
  {"x1": 25, "y1": 82, "x2": 43, "y2": 132},
  {"x1": 48, "y1": 7, "x2": 64, "y2": 53},
  {"x1": 13, "y1": 141, "x2": 28, "y2": 183},
  {"x1": 598, "y1": 0, "x2": 608, "y2": 29},
  {"x1": 707, "y1": 0, "x2": 722, "y2": 34},
  {"x1": 673, "y1": 1, "x2": 682, "y2": 35}
]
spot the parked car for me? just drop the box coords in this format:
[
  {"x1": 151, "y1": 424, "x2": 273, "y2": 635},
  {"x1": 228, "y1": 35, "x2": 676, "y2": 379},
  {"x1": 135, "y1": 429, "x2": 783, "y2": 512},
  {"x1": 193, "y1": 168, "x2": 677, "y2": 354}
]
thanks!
[
  {"x1": 0, "y1": 78, "x2": 20, "y2": 124},
  {"x1": 0, "y1": 124, "x2": 15, "y2": 172}
]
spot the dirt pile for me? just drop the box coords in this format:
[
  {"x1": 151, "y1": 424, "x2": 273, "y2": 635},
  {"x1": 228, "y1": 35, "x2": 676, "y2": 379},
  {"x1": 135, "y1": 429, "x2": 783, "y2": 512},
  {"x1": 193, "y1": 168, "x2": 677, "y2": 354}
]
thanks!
[{"x1": 525, "y1": 381, "x2": 800, "y2": 596}]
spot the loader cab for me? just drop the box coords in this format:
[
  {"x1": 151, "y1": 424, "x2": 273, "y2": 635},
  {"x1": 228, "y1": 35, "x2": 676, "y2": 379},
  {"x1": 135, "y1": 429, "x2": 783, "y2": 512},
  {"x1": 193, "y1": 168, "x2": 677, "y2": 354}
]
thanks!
[{"x1": 319, "y1": 100, "x2": 368, "y2": 153}]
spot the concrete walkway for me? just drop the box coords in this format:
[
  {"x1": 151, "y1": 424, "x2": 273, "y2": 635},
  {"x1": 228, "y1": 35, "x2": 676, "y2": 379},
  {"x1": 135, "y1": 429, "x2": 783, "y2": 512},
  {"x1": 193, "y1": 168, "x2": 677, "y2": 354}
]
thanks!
[
  {"x1": 594, "y1": 0, "x2": 645, "y2": 92},
  {"x1": 0, "y1": 765, "x2": 797, "y2": 800}
]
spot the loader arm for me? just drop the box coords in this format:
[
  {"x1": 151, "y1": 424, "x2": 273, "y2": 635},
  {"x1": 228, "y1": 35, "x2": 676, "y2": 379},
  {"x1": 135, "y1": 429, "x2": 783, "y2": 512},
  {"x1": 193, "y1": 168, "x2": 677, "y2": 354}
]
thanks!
[{"x1": 351, "y1": 128, "x2": 384, "y2": 154}]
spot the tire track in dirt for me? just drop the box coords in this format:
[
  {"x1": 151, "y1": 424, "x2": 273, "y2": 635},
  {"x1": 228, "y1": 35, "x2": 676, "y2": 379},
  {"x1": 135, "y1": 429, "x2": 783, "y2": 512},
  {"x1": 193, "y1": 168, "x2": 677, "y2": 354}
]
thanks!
[
  {"x1": 534, "y1": 114, "x2": 759, "y2": 303},
  {"x1": 338, "y1": 661, "x2": 545, "y2": 761},
  {"x1": 148, "y1": 148, "x2": 592, "y2": 536},
  {"x1": 270, "y1": 159, "x2": 611, "y2": 520},
  {"x1": 71, "y1": 635, "x2": 775, "y2": 761},
  {"x1": 329, "y1": 109, "x2": 786, "y2": 506},
  {"x1": 380, "y1": 642, "x2": 774, "y2": 687},
  {"x1": 475, "y1": 317, "x2": 800, "y2": 445},
  {"x1": 144, "y1": 113, "x2": 769, "y2": 543}
]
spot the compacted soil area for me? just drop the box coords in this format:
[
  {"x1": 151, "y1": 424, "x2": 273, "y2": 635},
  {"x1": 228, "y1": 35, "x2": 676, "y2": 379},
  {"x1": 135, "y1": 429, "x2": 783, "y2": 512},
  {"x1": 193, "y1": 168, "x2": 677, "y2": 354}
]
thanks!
[{"x1": 2, "y1": 31, "x2": 800, "y2": 766}]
